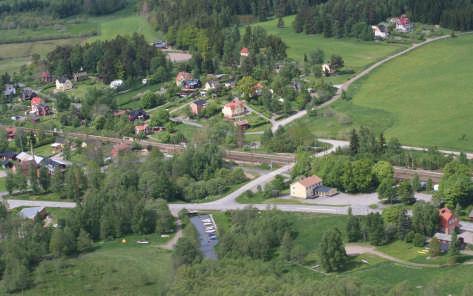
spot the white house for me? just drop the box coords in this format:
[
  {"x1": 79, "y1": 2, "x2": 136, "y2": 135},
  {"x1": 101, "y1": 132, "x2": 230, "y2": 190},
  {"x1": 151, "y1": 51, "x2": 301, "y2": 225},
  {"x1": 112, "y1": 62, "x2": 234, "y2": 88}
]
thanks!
[
  {"x1": 222, "y1": 98, "x2": 247, "y2": 119},
  {"x1": 321, "y1": 63, "x2": 334, "y2": 76},
  {"x1": 290, "y1": 175, "x2": 337, "y2": 199},
  {"x1": 110, "y1": 79, "x2": 124, "y2": 89},
  {"x1": 55, "y1": 77, "x2": 73, "y2": 92},
  {"x1": 3, "y1": 84, "x2": 16, "y2": 96},
  {"x1": 372, "y1": 25, "x2": 388, "y2": 39}
]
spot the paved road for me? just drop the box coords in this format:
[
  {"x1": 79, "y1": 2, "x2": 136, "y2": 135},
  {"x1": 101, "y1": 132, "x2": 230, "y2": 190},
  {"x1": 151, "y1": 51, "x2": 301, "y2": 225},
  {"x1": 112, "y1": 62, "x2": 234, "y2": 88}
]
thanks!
[
  {"x1": 5, "y1": 199, "x2": 76, "y2": 209},
  {"x1": 271, "y1": 34, "x2": 452, "y2": 133},
  {"x1": 169, "y1": 139, "x2": 350, "y2": 216}
]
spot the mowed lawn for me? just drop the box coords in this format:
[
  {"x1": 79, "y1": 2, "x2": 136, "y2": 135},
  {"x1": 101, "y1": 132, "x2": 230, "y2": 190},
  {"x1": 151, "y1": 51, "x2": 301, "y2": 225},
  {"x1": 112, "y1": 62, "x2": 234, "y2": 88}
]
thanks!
[
  {"x1": 347, "y1": 34, "x2": 473, "y2": 151},
  {"x1": 23, "y1": 239, "x2": 173, "y2": 295},
  {"x1": 250, "y1": 16, "x2": 405, "y2": 71},
  {"x1": 89, "y1": 15, "x2": 162, "y2": 43}
]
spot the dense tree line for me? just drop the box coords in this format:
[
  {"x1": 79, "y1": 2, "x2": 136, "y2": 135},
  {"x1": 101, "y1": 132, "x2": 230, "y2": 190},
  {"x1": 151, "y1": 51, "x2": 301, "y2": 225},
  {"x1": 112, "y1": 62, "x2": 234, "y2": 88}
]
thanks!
[
  {"x1": 294, "y1": 0, "x2": 473, "y2": 39},
  {"x1": 46, "y1": 34, "x2": 170, "y2": 83},
  {"x1": 0, "y1": 0, "x2": 126, "y2": 18},
  {"x1": 347, "y1": 202, "x2": 438, "y2": 247}
]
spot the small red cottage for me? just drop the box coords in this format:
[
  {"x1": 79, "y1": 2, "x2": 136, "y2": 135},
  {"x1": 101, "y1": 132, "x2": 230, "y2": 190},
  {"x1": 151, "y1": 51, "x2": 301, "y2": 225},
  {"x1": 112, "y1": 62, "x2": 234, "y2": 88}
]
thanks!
[
  {"x1": 176, "y1": 71, "x2": 193, "y2": 87},
  {"x1": 439, "y1": 208, "x2": 459, "y2": 235},
  {"x1": 240, "y1": 47, "x2": 249, "y2": 57}
]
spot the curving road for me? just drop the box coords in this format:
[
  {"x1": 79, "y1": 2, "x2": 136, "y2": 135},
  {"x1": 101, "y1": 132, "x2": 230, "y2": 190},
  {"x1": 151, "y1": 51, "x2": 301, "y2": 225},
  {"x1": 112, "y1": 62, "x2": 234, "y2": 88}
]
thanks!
[
  {"x1": 168, "y1": 139, "x2": 351, "y2": 216},
  {"x1": 271, "y1": 34, "x2": 452, "y2": 133}
]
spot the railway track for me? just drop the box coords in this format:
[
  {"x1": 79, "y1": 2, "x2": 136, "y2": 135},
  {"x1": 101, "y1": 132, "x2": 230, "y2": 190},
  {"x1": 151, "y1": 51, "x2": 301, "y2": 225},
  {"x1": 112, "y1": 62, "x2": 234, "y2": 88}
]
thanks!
[{"x1": 0, "y1": 125, "x2": 451, "y2": 181}]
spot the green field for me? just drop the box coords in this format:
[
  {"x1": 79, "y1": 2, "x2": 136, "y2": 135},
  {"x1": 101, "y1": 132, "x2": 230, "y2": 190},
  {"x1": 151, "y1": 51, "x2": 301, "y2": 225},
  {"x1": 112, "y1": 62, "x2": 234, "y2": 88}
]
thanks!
[
  {"x1": 251, "y1": 16, "x2": 405, "y2": 71},
  {"x1": 0, "y1": 11, "x2": 160, "y2": 74},
  {"x1": 22, "y1": 235, "x2": 173, "y2": 295},
  {"x1": 326, "y1": 34, "x2": 473, "y2": 151},
  {"x1": 89, "y1": 15, "x2": 161, "y2": 43}
]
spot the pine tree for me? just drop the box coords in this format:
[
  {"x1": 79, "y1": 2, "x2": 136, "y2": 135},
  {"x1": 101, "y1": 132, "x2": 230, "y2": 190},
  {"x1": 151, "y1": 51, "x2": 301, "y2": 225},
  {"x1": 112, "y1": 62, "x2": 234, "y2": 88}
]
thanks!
[
  {"x1": 280, "y1": 231, "x2": 293, "y2": 261},
  {"x1": 319, "y1": 228, "x2": 348, "y2": 272},
  {"x1": 77, "y1": 229, "x2": 93, "y2": 252},
  {"x1": 349, "y1": 129, "x2": 359, "y2": 155},
  {"x1": 38, "y1": 166, "x2": 50, "y2": 192},
  {"x1": 346, "y1": 208, "x2": 361, "y2": 242}
]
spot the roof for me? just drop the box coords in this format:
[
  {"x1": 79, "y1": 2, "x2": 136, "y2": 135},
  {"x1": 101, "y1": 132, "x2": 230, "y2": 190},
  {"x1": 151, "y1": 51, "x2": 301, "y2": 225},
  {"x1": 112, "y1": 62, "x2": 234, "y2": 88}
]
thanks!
[
  {"x1": 316, "y1": 185, "x2": 333, "y2": 193},
  {"x1": 31, "y1": 97, "x2": 42, "y2": 105},
  {"x1": 176, "y1": 72, "x2": 192, "y2": 81},
  {"x1": 57, "y1": 77, "x2": 69, "y2": 83},
  {"x1": 44, "y1": 157, "x2": 72, "y2": 167},
  {"x1": 16, "y1": 152, "x2": 43, "y2": 164},
  {"x1": 297, "y1": 175, "x2": 322, "y2": 187},
  {"x1": 224, "y1": 98, "x2": 245, "y2": 111},
  {"x1": 459, "y1": 231, "x2": 473, "y2": 245},
  {"x1": 397, "y1": 15, "x2": 410, "y2": 26},
  {"x1": 241, "y1": 47, "x2": 249, "y2": 54},
  {"x1": 434, "y1": 232, "x2": 452, "y2": 242},
  {"x1": 135, "y1": 124, "x2": 149, "y2": 131},
  {"x1": 19, "y1": 207, "x2": 45, "y2": 219},
  {"x1": 0, "y1": 151, "x2": 17, "y2": 158},
  {"x1": 192, "y1": 99, "x2": 207, "y2": 106},
  {"x1": 439, "y1": 208, "x2": 454, "y2": 222}
]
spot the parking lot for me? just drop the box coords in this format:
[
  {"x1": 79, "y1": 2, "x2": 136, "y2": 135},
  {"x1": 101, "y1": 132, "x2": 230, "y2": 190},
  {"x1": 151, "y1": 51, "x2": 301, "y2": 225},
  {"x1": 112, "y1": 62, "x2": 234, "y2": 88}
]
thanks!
[{"x1": 190, "y1": 214, "x2": 219, "y2": 260}]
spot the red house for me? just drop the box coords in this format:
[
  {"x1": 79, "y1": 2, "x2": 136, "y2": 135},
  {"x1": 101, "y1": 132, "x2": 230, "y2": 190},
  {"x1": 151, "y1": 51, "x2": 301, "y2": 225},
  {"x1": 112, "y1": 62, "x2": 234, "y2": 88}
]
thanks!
[
  {"x1": 439, "y1": 208, "x2": 459, "y2": 234},
  {"x1": 240, "y1": 47, "x2": 249, "y2": 57}
]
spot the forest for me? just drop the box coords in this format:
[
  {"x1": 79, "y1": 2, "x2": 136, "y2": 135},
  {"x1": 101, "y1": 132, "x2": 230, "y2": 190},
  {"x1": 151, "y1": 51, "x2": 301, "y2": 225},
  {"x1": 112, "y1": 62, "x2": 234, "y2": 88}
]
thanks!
[
  {"x1": 46, "y1": 34, "x2": 168, "y2": 83},
  {"x1": 0, "y1": 0, "x2": 126, "y2": 18}
]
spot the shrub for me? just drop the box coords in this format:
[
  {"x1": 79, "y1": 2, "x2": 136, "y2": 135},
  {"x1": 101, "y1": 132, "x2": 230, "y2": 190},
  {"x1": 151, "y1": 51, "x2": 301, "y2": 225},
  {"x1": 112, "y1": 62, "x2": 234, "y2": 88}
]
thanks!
[{"x1": 413, "y1": 233, "x2": 425, "y2": 247}]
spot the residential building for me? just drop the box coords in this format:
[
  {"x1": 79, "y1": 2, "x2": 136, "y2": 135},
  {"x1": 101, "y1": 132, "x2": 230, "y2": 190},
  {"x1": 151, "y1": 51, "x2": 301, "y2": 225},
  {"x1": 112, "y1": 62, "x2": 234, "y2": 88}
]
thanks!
[
  {"x1": 21, "y1": 88, "x2": 37, "y2": 100},
  {"x1": 290, "y1": 175, "x2": 337, "y2": 199},
  {"x1": 135, "y1": 123, "x2": 151, "y2": 135},
  {"x1": 176, "y1": 72, "x2": 193, "y2": 87},
  {"x1": 3, "y1": 84, "x2": 16, "y2": 96},
  {"x1": 321, "y1": 63, "x2": 334, "y2": 76},
  {"x1": 153, "y1": 40, "x2": 168, "y2": 49},
  {"x1": 240, "y1": 47, "x2": 249, "y2": 57},
  {"x1": 31, "y1": 97, "x2": 50, "y2": 116},
  {"x1": 234, "y1": 120, "x2": 250, "y2": 130},
  {"x1": 5, "y1": 127, "x2": 16, "y2": 140},
  {"x1": 55, "y1": 77, "x2": 73, "y2": 92},
  {"x1": 182, "y1": 79, "x2": 201, "y2": 90},
  {"x1": 222, "y1": 98, "x2": 247, "y2": 119},
  {"x1": 439, "y1": 207, "x2": 459, "y2": 234},
  {"x1": 73, "y1": 69, "x2": 88, "y2": 82},
  {"x1": 128, "y1": 109, "x2": 149, "y2": 122},
  {"x1": 372, "y1": 25, "x2": 388, "y2": 39},
  {"x1": 42, "y1": 157, "x2": 71, "y2": 174},
  {"x1": 190, "y1": 99, "x2": 207, "y2": 115},
  {"x1": 31, "y1": 97, "x2": 43, "y2": 113},
  {"x1": 204, "y1": 80, "x2": 220, "y2": 91},
  {"x1": 393, "y1": 15, "x2": 412, "y2": 33},
  {"x1": 40, "y1": 71, "x2": 53, "y2": 83},
  {"x1": 110, "y1": 79, "x2": 124, "y2": 89}
]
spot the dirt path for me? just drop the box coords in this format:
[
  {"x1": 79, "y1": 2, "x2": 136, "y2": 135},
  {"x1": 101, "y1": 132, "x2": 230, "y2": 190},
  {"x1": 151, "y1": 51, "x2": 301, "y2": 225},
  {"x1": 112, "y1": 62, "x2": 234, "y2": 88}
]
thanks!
[
  {"x1": 159, "y1": 227, "x2": 183, "y2": 250},
  {"x1": 345, "y1": 244, "x2": 441, "y2": 268}
]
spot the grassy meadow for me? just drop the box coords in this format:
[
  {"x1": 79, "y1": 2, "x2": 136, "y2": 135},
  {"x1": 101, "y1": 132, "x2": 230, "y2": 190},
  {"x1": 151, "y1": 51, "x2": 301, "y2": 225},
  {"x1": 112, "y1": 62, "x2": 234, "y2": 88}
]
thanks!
[
  {"x1": 21, "y1": 235, "x2": 174, "y2": 296},
  {"x1": 250, "y1": 15, "x2": 405, "y2": 71},
  {"x1": 292, "y1": 34, "x2": 473, "y2": 151},
  {"x1": 0, "y1": 11, "x2": 159, "y2": 74}
]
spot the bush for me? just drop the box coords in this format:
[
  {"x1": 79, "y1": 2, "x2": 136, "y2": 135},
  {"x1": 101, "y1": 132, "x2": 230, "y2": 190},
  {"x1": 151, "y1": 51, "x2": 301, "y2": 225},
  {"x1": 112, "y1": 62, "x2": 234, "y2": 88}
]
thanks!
[
  {"x1": 413, "y1": 233, "x2": 425, "y2": 247},
  {"x1": 405, "y1": 231, "x2": 415, "y2": 243}
]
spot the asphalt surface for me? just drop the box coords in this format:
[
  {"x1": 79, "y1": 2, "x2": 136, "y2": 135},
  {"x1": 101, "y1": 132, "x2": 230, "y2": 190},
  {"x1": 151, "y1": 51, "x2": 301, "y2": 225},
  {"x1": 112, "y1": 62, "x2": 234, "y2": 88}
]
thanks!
[{"x1": 190, "y1": 214, "x2": 219, "y2": 260}]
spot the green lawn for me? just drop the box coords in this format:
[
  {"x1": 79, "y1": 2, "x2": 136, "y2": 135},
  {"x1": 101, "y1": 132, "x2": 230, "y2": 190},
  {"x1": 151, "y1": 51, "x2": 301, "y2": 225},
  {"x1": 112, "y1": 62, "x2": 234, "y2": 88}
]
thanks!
[
  {"x1": 250, "y1": 15, "x2": 405, "y2": 71},
  {"x1": 338, "y1": 34, "x2": 473, "y2": 151},
  {"x1": 23, "y1": 235, "x2": 173, "y2": 296},
  {"x1": 89, "y1": 15, "x2": 161, "y2": 43},
  {"x1": 0, "y1": 177, "x2": 6, "y2": 192},
  {"x1": 0, "y1": 22, "x2": 97, "y2": 44}
]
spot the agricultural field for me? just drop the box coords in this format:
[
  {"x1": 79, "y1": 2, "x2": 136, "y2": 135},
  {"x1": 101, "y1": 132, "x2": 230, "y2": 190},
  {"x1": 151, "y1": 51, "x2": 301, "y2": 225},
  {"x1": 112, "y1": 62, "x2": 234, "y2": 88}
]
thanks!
[
  {"x1": 250, "y1": 16, "x2": 405, "y2": 72},
  {"x1": 21, "y1": 235, "x2": 174, "y2": 296},
  {"x1": 301, "y1": 34, "x2": 473, "y2": 151},
  {"x1": 0, "y1": 11, "x2": 160, "y2": 74}
]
